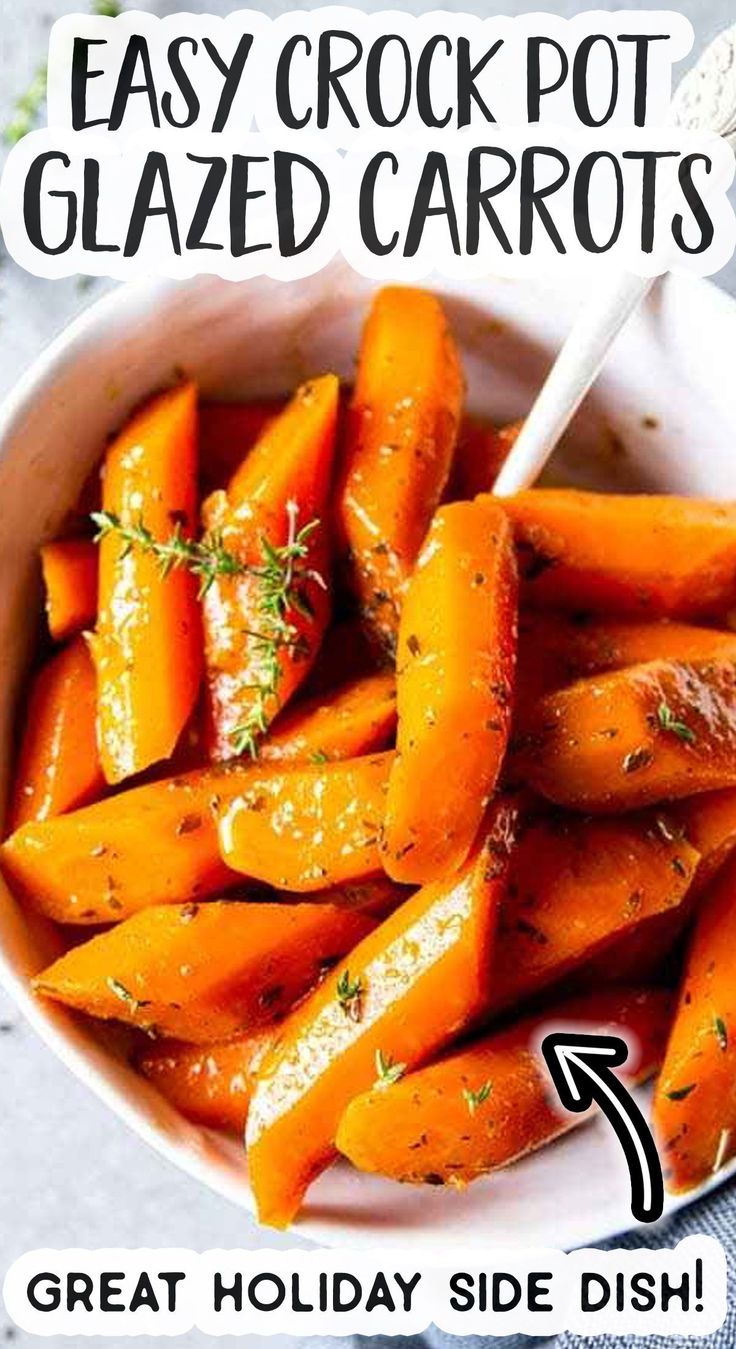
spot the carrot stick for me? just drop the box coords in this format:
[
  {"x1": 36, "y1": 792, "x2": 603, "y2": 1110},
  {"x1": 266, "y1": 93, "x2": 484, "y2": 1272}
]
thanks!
[
  {"x1": 199, "y1": 399, "x2": 284, "y2": 492},
  {"x1": 7, "y1": 638, "x2": 104, "y2": 832},
  {"x1": 653, "y1": 855, "x2": 736, "y2": 1192},
  {"x1": 337, "y1": 287, "x2": 464, "y2": 654},
  {"x1": 515, "y1": 659, "x2": 736, "y2": 812},
  {"x1": 261, "y1": 673, "x2": 396, "y2": 764},
  {"x1": 138, "y1": 1028, "x2": 276, "y2": 1131},
  {"x1": 516, "y1": 614, "x2": 736, "y2": 713},
  {"x1": 41, "y1": 540, "x2": 98, "y2": 642},
  {"x1": 337, "y1": 986, "x2": 672, "y2": 1185},
  {"x1": 383, "y1": 499, "x2": 517, "y2": 883},
  {"x1": 488, "y1": 808, "x2": 699, "y2": 1014},
  {"x1": 33, "y1": 898, "x2": 381, "y2": 1043},
  {"x1": 202, "y1": 375, "x2": 338, "y2": 760},
  {"x1": 246, "y1": 799, "x2": 518, "y2": 1228},
  {"x1": 218, "y1": 752, "x2": 393, "y2": 892},
  {"x1": 89, "y1": 384, "x2": 202, "y2": 784},
  {"x1": 501, "y1": 490, "x2": 736, "y2": 619},
  {"x1": 672, "y1": 789, "x2": 736, "y2": 896},
  {"x1": 448, "y1": 418, "x2": 522, "y2": 500}
]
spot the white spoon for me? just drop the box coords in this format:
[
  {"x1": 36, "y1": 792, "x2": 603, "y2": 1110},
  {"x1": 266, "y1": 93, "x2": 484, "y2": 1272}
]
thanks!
[{"x1": 492, "y1": 21, "x2": 736, "y2": 498}]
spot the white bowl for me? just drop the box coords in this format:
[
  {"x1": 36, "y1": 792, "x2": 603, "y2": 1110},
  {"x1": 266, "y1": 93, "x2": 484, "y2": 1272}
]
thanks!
[{"x1": 1, "y1": 262, "x2": 735, "y2": 1252}]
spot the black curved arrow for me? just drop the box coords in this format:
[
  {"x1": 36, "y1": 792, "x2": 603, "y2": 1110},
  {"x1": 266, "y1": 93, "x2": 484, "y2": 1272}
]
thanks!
[{"x1": 541, "y1": 1032, "x2": 663, "y2": 1224}]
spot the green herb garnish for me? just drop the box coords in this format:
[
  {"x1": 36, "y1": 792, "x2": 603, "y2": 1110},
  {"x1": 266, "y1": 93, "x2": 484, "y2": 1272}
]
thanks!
[
  {"x1": 666, "y1": 1083, "x2": 696, "y2": 1101},
  {"x1": 336, "y1": 970, "x2": 363, "y2": 1022},
  {"x1": 657, "y1": 702, "x2": 696, "y2": 745},
  {"x1": 462, "y1": 1080, "x2": 493, "y2": 1115},
  {"x1": 375, "y1": 1049, "x2": 405, "y2": 1088},
  {"x1": 715, "y1": 1017, "x2": 729, "y2": 1053},
  {"x1": 106, "y1": 977, "x2": 149, "y2": 1015}
]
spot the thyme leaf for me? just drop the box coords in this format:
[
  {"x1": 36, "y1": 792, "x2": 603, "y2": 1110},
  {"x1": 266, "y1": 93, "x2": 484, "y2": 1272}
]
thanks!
[
  {"x1": 462, "y1": 1080, "x2": 493, "y2": 1115},
  {"x1": 657, "y1": 701, "x2": 696, "y2": 745},
  {"x1": 375, "y1": 1049, "x2": 405, "y2": 1088},
  {"x1": 336, "y1": 969, "x2": 363, "y2": 1022}
]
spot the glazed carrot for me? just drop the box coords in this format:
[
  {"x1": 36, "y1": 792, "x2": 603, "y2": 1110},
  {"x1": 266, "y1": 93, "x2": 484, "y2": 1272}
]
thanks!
[
  {"x1": 672, "y1": 790, "x2": 736, "y2": 896},
  {"x1": 501, "y1": 490, "x2": 736, "y2": 619},
  {"x1": 448, "y1": 418, "x2": 522, "y2": 500},
  {"x1": 516, "y1": 613, "x2": 736, "y2": 713},
  {"x1": 33, "y1": 899, "x2": 380, "y2": 1043},
  {"x1": 138, "y1": 1027, "x2": 276, "y2": 1131},
  {"x1": 41, "y1": 540, "x2": 98, "y2": 642},
  {"x1": 515, "y1": 659, "x2": 736, "y2": 812},
  {"x1": 89, "y1": 384, "x2": 202, "y2": 784},
  {"x1": 7, "y1": 638, "x2": 104, "y2": 832},
  {"x1": 337, "y1": 287, "x2": 464, "y2": 654},
  {"x1": 382, "y1": 500, "x2": 517, "y2": 884},
  {"x1": 202, "y1": 375, "x2": 338, "y2": 760},
  {"x1": 218, "y1": 752, "x2": 393, "y2": 892},
  {"x1": 337, "y1": 986, "x2": 671, "y2": 1185},
  {"x1": 262, "y1": 673, "x2": 396, "y2": 764},
  {"x1": 246, "y1": 798, "x2": 517, "y2": 1228},
  {"x1": 653, "y1": 855, "x2": 736, "y2": 1192},
  {"x1": 488, "y1": 809, "x2": 699, "y2": 1014},
  {"x1": 199, "y1": 398, "x2": 284, "y2": 491}
]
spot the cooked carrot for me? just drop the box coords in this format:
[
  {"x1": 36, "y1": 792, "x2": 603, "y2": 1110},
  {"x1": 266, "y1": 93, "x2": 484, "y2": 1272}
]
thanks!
[
  {"x1": 337, "y1": 986, "x2": 671, "y2": 1185},
  {"x1": 199, "y1": 399, "x2": 284, "y2": 491},
  {"x1": 33, "y1": 898, "x2": 380, "y2": 1043},
  {"x1": 246, "y1": 798, "x2": 517, "y2": 1228},
  {"x1": 262, "y1": 673, "x2": 396, "y2": 764},
  {"x1": 515, "y1": 659, "x2": 736, "y2": 812},
  {"x1": 138, "y1": 1027, "x2": 276, "y2": 1131},
  {"x1": 501, "y1": 490, "x2": 736, "y2": 619},
  {"x1": 218, "y1": 752, "x2": 393, "y2": 892},
  {"x1": 448, "y1": 418, "x2": 522, "y2": 500},
  {"x1": 382, "y1": 499, "x2": 517, "y2": 884},
  {"x1": 516, "y1": 613, "x2": 736, "y2": 713},
  {"x1": 41, "y1": 540, "x2": 98, "y2": 642},
  {"x1": 337, "y1": 287, "x2": 464, "y2": 654},
  {"x1": 488, "y1": 809, "x2": 699, "y2": 1014},
  {"x1": 89, "y1": 384, "x2": 202, "y2": 784},
  {"x1": 673, "y1": 789, "x2": 736, "y2": 896},
  {"x1": 202, "y1": 375, "x2": 338, "y2": 760},
  {"x1": 300, "y1": 620, "x2": 381, "y2": 698},
  {"x1": 653, "y1": 855, "x2": 736, "y2": 1192},
  {"x1": 7, "y1": 638, "x2": 104, "y2": 832},
  {"x1": 1, "y1": 735, "x2": 395, "y2": 924}
]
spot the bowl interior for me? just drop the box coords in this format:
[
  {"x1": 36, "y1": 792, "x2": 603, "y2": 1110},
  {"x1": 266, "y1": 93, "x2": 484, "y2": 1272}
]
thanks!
[{"x1": 1, "y1": 262, "x2": 735, "y2": 1250}]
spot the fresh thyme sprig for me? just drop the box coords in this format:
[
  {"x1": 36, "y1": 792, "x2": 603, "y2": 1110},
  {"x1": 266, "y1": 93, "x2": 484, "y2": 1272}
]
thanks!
[{"x1": 92, "y1": 500, "x2": 324, "y2": 759}]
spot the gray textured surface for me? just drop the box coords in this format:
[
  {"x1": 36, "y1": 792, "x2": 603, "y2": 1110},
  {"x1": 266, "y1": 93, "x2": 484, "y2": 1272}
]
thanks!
[{"x1": 1, "y1": 3, "x2": 736, "y2": 1347}]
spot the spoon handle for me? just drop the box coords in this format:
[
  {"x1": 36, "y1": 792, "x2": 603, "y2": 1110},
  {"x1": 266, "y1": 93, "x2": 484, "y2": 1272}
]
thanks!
[{"x1": 492, "y1": 271, "x2": 653, "y2": 497}]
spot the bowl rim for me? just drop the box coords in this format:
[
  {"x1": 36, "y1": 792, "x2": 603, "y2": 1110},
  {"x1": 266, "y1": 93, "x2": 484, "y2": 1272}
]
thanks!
[{"x1": 1, "y1": 267, "x2": 736, "y2": 1251}]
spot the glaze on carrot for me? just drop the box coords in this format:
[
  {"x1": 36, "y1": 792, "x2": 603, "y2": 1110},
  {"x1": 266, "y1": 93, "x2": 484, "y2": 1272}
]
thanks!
[
  {"x1": 261, "y1": 673, "x2": 396, "y2": 764},
  {"x1": 245, "y1": 799, "x2": 518, "y2": 1228},
  {"x1": 653, "y1": 855, "x2": 736, "y2": 1192},
  {"x1": 382, "y1": 499, "x2": 517, "y2": 884},
  {"x1": 138, "y1": 1028, "x2": 276, "y2": 1131},
  {"x1": 202, "y1": 375, "x2": 338, "y2": 760},
  {"x1": 41, "y1": 540, "x2": 98, "y2": 642},
  {"x1": 7, "y1": 638, "x2": 104, "y2": 832},
  {"x1": 502, "y1": 490, "x2": 736, "y2": 619},
  {"x1": 337, "y1": 986, "x2": 671, "y2": 1185},
  {"x1": 89, "y1": 384, "x2": 202, "y2": 784},
  {"x1": 337, "y1": 287, "x2": 464, "y2": 654},
  {"x1": 515, "y1": 659, "x2": 736, "y2": 812},
  {"x1": 218, "y1": 752, "x2": 393, "y2": 892},
  {"x1": 33, "y1": 899, "x2": 380, "y2": 1043}
]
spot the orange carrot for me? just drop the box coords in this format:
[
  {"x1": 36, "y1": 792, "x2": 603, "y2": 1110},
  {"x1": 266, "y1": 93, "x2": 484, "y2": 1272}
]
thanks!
[
  {"x1": 448, "y1": 418, "x2": 522, "y2": 500},
  {"x1": 7, "y1": 638, "x2": 104, "y2": 832},
  {"x1": 502, "y1": 490, "x2": 736, "y2": 619},
  {"x1": 515, "y1": 659, "x2": 736, "y2": 812},
  {"x1": 33, "y1": 898, "x2": 380, "y2": 1043},
  {"x1": 262, "y1": 673, "x2": 396, "y2": 764},
  {"x1": 382, "y1": 499, "x2": 517, "y2": 883},
  {"x1": 516, "y1": 613, "x2": 736, "y2": 713},
  {"x1": 337, "y1": 287, "x2": 464, "y2": 654},
  {"x1": 653, "y1": 855, "x2": 736, "y2": 1192},
  {"x1": 138, "y1": 1028, "x2": 276, "y2": 1131},
  {"x1": 218, "y1": 752, "x2": 393, "y2": 892},
  {"x1": 301, "y1": 620, "x2": 381, "y2": 698},
  {"x1": 199, "y1": 399, "x2": 284, "y2": 491},
  {"x1": 488, "y1": 808, "x2": 699, "y2": 1014},
  {"x1": 89, "y1": 384, "x2": 202, "y2": 784},
  {"x1": 41, "y1": 540, "x2": 98, "y2": 642},
  {"x1": 202, "y1": 375, "x2": 338, "y2": 760},
  {"x1": 337, "y1": 986, "x2": 671, "y2": 1185},
  {"x1": 246, "y1": 799, "x2": 518, "y2": 1227},
  {"x1": 672, "y1": 789, "x2": 736, "y2": 896}
]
